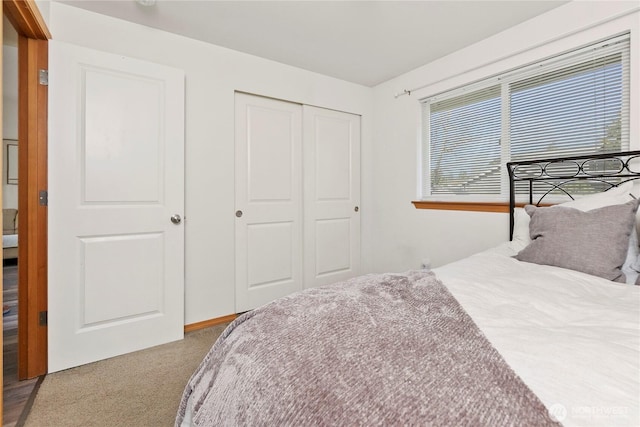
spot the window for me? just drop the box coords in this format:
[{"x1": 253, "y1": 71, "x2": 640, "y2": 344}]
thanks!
[{"x1": 422, "y1": 34, "x2": 630, "y2": 201}]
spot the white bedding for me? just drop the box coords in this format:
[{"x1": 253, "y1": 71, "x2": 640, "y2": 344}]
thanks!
[
  {"x1": 435, "y1": 242, "x2": 640, "y2": 427},
  {"x1": 180, "y1": 242, "x2": 639, "y2": 427}
]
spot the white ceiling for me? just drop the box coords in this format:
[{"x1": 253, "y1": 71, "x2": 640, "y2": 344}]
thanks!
[{"x1": 56, "y1": 0, "x2": 568, "y2": 87}]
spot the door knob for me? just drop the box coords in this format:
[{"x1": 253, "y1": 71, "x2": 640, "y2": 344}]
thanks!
[
  {"x1": 170, "y1": 214, "x2": 182, "y2": 225},
  {"x1": 236, "y1": 210, "x2": 243, "y2": 218},
  {"x1": 354, "y1": 206, "x2": 359, "y2": 212}
]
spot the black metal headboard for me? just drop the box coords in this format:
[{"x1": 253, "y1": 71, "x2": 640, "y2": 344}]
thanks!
[{"x1": 507, "y1": 150, "x2": 640, "y2": 240}]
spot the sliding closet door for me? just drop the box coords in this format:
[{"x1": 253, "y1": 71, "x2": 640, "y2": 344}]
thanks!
[
  {"x1": 303, "y1": 106, "x2": 360, "y2": 288},
  {"x1": 235, "y1": 93, "x2": 303, "y2": 312}
]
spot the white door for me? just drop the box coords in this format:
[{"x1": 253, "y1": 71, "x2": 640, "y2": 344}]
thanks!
[
  {"x1": 235, "y1": 93, "x2": 303, "y2": 312},
  {"x1": 48, "y1": 41, "x2": 185, "y2": 372},
  {"x1": 303, "y1": 106, "x2": 361, "y2": 288}
]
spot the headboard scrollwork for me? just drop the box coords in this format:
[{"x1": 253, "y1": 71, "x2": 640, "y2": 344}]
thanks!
[{"x1": 506, "y1": 150, "x2": 640, "y2": 240}]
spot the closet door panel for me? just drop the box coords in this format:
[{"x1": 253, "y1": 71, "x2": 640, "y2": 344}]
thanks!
[
  {"x1": 315, "y1": 218, "x2": 351, "y2": 275},
  {"x1": 235, "y1": 93, "x2": 303, "y2": 312},
  {"x1": 304, "y1": 106, "x2": 361, "y2": 288}
]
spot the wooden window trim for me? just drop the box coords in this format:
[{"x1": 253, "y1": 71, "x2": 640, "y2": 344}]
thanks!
[{"x1": 411, "y1": 201, "x2": 552, "y2": 213}]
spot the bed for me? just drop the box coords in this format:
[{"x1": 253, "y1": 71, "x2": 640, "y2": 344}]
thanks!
[{"x1": 177, "y1": 151, "x2": 640, "y2": 427}]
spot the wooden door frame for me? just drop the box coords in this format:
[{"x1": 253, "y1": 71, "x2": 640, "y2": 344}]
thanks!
[{"x1": 3, "y1": 0, "x2": 50, "y2": 393}]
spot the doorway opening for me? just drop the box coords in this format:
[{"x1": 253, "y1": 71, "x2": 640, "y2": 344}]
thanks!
[
  {"x1": 2, "y1": 15, "x2": 39, "y2": 426},
  {"x1": 1, "y1": 1, "x2": 50, "y2": 424}
]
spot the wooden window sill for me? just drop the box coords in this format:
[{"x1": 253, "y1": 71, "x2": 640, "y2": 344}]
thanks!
[{"x1": 411, "y1": 201, "x2": 547, "y2": 213}]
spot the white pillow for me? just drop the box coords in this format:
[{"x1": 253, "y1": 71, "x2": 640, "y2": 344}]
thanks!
[
  {"x1": 560, "y1": 180, "x2": 634, "y2": 211},
  {"x1": 512, "y1": 181, "x2": 639, "y2": 284},
  {"x1": 512, "y1": 207, "x2": 532, "y2": 247},
  {"x1": 622, "y1": 229, "x2": 639, "y2": 285}
]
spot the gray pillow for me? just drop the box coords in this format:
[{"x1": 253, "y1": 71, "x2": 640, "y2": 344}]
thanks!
[{"x1": 515, "y1": 199, "x2": 640, "y2": 283}]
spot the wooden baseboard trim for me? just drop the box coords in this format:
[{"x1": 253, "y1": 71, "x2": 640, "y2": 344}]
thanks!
[{"x1": 184, "y1": 314, "x2": 237, "y2": 333}]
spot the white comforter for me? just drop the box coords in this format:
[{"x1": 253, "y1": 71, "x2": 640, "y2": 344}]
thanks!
[{"x1": 435, "y1": 243, "x2": 640, "y2": 427}]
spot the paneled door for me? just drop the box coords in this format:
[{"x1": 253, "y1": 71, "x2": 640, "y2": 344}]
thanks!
[
  {"x1": 235, "y1": 93, "x2": 303, "y2": 312},
  {"x1": 303, "y1": 106, "x2": 360, "y2": 288},
  {"x1": 48, "y1": 41, "x2": 185, "y2": 372}
]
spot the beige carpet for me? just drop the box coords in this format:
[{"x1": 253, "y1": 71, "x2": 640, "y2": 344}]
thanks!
[{"x1": 24, "y1": 323, "x2": 230, "y2": 427}]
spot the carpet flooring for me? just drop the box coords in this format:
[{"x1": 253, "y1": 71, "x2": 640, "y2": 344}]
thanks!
[{"x1": 24, "y1": 323, "x2": 230, "y2": 427}]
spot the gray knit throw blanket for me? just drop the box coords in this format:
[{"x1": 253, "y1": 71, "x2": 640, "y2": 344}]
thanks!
[{"x1": 176, "y1": 270, "x2": 559, "y2": 426}]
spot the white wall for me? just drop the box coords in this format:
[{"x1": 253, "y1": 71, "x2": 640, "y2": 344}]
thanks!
[
  {"x1": 46, "y1": 2, "x2": 374, "y2": 324},
  {"x1": 2, "y1": 45, "x2": 18, "y2": 209},
  {"x1": 41, "y1": 0, "x2": 640, "y2": 322},
  {"x1": 368, "y1": 1, "x2": 640, "y2": 273}
]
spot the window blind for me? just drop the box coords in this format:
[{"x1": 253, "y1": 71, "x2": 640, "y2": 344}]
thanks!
[
  {"x1": 427, "y1": 85, "x2": 501, "y2": 195},
  {"x1": 422, "y1": 34, "x2": 630, "y2": 200}
]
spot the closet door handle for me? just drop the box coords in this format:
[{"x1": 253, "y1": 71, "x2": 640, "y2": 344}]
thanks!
[
  {"x1": 236, "y1": 210, "x2": 243, "y2": 218},
  {"x1": 354, "y1": 206, "x2": 359, "y2": 212}
]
